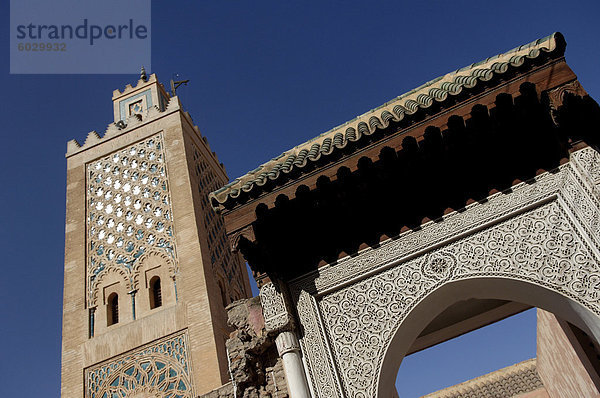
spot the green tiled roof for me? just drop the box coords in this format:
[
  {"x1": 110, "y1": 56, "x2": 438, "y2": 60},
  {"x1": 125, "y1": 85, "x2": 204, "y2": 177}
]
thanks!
[{"x1": 210, "y1": 32, "x2": 565, "y2": 207}]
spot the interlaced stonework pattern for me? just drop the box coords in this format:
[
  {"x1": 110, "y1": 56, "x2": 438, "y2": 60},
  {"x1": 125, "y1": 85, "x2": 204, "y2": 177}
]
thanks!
[
  {"x1": 191, "y1": 145, "x2": 245, "y2": 302},
  {"x1": 85, "y1": 331, "x2": 194, "y2": 398},
  {"x1": 290, "y1": 148, "x2": 600, "y2": 398},
  {"x1": 86, "y1": 134, "x2": 178, "y2": 307}
]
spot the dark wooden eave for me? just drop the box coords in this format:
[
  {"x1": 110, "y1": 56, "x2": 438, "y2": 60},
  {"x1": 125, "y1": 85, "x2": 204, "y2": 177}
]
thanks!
[{"x1": 212, "y1": 35, "x2": 600, "y2": 285}]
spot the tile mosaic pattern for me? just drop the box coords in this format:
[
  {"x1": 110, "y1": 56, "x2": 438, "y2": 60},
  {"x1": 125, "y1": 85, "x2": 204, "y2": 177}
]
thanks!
[{"x1": 85, "y1": 331, "x2": 194, "y2": 398}]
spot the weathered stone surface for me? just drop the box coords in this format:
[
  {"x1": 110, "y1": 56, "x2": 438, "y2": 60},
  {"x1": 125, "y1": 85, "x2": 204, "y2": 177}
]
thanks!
[{"x1": 215, "y1": 297, "x2": 288, "y2": 398}]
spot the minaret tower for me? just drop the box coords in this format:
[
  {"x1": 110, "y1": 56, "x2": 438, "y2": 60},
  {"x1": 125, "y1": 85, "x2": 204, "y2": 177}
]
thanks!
[{"x1": 61, "y1": 71, "x2": 251, "y2": 397}]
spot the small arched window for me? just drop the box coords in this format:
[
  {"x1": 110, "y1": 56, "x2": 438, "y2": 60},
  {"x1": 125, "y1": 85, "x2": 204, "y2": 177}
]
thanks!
[
  {"x1": 107, "y1": 293, "x2": 119, "y2": 326},
  {"x1": 149, "y1": 276, "x2": 162, "y2": 309}
]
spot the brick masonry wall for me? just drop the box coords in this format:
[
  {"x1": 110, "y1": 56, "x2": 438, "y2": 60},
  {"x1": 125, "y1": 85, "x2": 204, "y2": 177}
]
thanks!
[{"x1": 536, "y1": 309, "x2": 600, "y2": 397}]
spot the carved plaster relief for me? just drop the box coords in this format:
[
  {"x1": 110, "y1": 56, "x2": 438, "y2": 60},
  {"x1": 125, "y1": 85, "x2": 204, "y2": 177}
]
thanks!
[
  {"x1": 260, "y1": 281, "x2": 293, "y2": 333},
  {"x1": 289, "y1": 148, "x2": 600, "y2": 398}
]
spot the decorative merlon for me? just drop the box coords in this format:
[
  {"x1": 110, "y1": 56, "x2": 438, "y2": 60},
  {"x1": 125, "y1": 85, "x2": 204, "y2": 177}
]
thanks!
[
  {"x1": 112, "y1": 73, "x2": 159, "y2": 100},
  {"x1": 66, "y1": 86, "x2": 225, "y2": 173},
  {"x1": 65, "y1": 96, "x2": 181, "y2": 157},
  {"x1": 66, "y1": 139, "x2": 81, "y2": 153},
  {"x1": 83, "y1": 131, "x2": 102, "y2": 147}
]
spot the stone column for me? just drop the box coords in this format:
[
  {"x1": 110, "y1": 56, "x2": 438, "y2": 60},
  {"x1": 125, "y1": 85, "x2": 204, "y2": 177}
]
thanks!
[
  {"x1": 275, "y1": 331, "x2": 310, "y2": 398},
  {"x1": 260, "y1": 281, "x2": 312, "y2": 398}
]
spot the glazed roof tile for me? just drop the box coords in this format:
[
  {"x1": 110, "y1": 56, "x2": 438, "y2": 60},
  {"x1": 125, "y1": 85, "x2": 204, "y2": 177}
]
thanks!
[
  {"x1": 423, "y1": 358, "x2": 543, "y2": 397},
  {"x1": 210, "y1": 33, "x2": 565, "y2": 207}
]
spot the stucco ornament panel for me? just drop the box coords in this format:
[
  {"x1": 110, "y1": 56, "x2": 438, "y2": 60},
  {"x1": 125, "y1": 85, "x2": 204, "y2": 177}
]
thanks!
[
  {"x1": 86, "y1": 134, "x2": 178, "y2": 307},
  {"x1": 260, "y1": 281, "x2": 293, "y2": 332},
  {"x1": 295, "y1": 289, "x2": 345, "y2": 398},
  {"x1": 319, "y1": 201, "x2": 599, "y2": 397},
  {"x1": 85, "y1": 331, "x2": 194, "y2": 398},
  {"x1": 290, "y1": 148, "x2": 600, "y2": 398},
  {"x1": 571, "y1": 146, "x2": 600, "y2": 187}
]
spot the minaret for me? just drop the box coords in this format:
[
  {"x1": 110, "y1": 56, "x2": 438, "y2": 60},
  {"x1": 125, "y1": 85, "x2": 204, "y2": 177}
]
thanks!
[{"x1": 61, "y1": 72, "x2": 251, "y2": 397}]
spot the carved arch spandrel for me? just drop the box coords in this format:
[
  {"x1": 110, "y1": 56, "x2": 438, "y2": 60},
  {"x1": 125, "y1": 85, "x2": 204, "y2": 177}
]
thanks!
[
  {"x1": 133, "y1": 251, "x2": 176, "y2": 318},
  {"x1": 89, "y1": 266, "x2": 130, "y2": 308},
  {"x1": 375, "y1": 277, "x2": 598, "y2": 398},
  {"x1": 289, "y1": 149, "x2": 600, "y2": 398},
  {"x1": 133, "y1": 250, "x2": 176, "y2": 290},
  {"x1": 319, "y1": 201, "x2": 600, "y2": 398}
]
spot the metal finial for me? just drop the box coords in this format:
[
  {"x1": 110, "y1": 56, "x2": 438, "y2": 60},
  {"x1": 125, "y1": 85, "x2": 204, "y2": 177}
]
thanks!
[
  {"x1": 170, "y1": 73, "x2": 190, "y2": 97},
  {"x1": 140, "y1": 66, "x2": 148, "y2": 82}
]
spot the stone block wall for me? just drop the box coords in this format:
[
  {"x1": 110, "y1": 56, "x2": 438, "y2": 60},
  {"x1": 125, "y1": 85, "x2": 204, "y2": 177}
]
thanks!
[{"x1": 199, "y1": 297, "x2": 289, "y2": 398}]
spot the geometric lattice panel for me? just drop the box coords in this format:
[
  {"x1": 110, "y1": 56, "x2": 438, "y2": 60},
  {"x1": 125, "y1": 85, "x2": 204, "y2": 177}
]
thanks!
[
  {"x1": 191, "y1": 145, "x2": 247, "y2": 301},
  {"x1": 86, "y1": 134, "x2": 177, "y2": 306},
  {"x1": 85, "y1": 331, "x2": 194, "y2": 398}
]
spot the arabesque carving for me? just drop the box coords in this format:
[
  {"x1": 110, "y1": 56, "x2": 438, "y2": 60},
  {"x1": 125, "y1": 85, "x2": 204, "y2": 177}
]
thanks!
[
  {"x1": 260, "y1": 281, "x2": 293, "y2": 333},
  {"x1": 548, "y1": 80, "x2": 587, "y2": 111},
  {"x1": 571, "y1": 146, "x2": 600, "y2": 189},
  {"x1": 229, "y1": 225, "x2": 256, "y2": 252},
  {"x1": 290, "y1": 149, "x2": 600, "y2": 398}
]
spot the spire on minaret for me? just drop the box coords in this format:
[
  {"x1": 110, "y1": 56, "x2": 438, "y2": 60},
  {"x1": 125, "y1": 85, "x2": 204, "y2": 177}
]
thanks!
[{"x1": 140, "y1": 66, "x2": 148, "y2": 82}]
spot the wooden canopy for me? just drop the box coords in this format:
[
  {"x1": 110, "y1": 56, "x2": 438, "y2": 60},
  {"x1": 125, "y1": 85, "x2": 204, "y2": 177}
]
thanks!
[{"x1": 210, "y1": 32, "x2": 600, "y2": 285}]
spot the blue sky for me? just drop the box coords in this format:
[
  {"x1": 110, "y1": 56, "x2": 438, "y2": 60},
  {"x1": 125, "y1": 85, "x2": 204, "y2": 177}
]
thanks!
[{"x1": 1, "y1": 1, "x2": 599, "y2": 397}]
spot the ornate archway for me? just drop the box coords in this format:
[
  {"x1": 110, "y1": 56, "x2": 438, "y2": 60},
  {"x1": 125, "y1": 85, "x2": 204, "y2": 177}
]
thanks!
[
  {"x1": 378, "y1": 278, "x2": 597, "y2": 397},
  {"x1": 212, "y1": 33, "x2": 600, "y2": 397}
]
